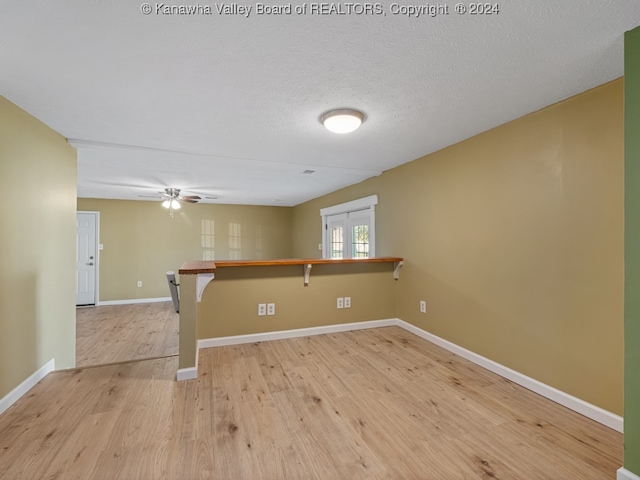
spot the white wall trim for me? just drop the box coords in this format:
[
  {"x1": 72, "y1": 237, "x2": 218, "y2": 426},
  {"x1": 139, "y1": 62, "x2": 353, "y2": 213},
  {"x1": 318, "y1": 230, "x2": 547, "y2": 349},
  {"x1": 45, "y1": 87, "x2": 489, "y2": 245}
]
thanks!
[
  {"x1": 0, "y1": 359, "x2": 55, "y2": 416},
  {"x1": 176, "y1": 343, "x2": 199, "y2": 381},
  {"x1": 198, "y1": 319, "x2": 397, "y2": 349},
  {"x1": 319, "y1": 194, "x2": 378, "y2": 217},
  {"x1": 395, "y1": 319, "x2": 624, "y2": 433},
  {"x1": 97, "y1": 297, "x2": 171, "y2": 306},
  {"x1": 176, "y1": 367, "x2": 197, "y2": 381},
  {"x1": 618, "y1": 468, "x2": 640, "y2": 480}
]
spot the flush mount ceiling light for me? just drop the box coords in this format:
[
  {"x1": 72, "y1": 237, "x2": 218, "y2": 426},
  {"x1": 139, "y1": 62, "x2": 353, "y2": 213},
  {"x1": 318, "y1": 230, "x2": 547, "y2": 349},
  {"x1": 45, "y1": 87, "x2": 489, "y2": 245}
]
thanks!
[{"x1": 320, "y1": 108, "x2": 366, "y2": 134}]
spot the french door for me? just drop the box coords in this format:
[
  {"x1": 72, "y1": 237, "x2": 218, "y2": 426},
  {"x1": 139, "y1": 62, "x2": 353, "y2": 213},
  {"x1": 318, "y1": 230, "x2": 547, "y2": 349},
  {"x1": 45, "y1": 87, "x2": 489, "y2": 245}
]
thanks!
[{"x1": 325, "y1": 209, "x2": 371, "y2": 259}]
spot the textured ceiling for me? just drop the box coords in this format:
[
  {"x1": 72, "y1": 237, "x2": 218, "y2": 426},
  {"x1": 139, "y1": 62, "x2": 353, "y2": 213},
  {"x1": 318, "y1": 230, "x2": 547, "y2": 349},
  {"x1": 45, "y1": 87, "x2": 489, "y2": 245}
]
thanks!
[{"x1": 2, "y1": 1, "x2": 639, "y2": 206}]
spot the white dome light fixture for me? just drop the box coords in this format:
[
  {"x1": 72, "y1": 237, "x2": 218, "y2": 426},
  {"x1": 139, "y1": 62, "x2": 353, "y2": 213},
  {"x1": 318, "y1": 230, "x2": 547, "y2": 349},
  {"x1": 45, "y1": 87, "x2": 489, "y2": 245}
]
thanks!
[{"x1": 321, "y1": 108, "x2": 366, "y2": 134}]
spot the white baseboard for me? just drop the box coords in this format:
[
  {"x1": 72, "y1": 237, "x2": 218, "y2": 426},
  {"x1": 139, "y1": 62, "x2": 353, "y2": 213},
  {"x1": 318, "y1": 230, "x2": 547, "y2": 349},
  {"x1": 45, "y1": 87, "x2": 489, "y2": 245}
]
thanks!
[
  {"x1": 190, "y1": 317, "x2": 623, "y2": 432},
  {"x1": 97, "y1": 297, "x2": 171, "y2": 306},
  {"x1": 0, "y1": 359, "x2": 55, "y2": 416},
  {"x1": 197, "y1": 318, "x2": 398, "y2": 349},
  {"x1": 176, "y1": 342, "x2": 199, "y2": 381},
  {"x1": 396, "y1": 319, "x2": 623, "y2": 433},
  {"x1": 176, "y1": 367, "x2": 197, "y2": 381},
  {"x1": 618, "y1": 468, "x2": 640, "y2": 480}
]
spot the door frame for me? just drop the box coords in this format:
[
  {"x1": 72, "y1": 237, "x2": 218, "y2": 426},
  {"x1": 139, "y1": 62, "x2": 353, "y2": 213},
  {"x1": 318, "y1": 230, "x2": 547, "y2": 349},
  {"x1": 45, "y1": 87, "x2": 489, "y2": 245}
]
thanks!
[
  {"x1": 77, "y1": 211, "x2": 100, "y2": 306},
  {"x1": 320, "y1": 195, "x2": 377, "y2": 259}
]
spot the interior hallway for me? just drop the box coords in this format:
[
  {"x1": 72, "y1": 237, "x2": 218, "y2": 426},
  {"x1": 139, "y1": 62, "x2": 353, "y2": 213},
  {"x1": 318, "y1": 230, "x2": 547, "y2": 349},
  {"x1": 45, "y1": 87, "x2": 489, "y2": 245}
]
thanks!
[{"x1": 76, "y1": 302, "x2": 178, "y2": 367}]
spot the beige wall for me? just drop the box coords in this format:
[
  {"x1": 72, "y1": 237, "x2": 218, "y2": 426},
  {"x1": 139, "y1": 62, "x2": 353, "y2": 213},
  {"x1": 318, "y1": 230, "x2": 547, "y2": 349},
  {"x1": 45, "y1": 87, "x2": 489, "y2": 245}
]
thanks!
[
  {"x1": 0, "y1": 96, "x2": 77, "y2": 399},
  {"x1": 293, "y1": 80, "x2": 624, "y2": 415},
  {"x1": 196, "y1": 263, "x2": 397, "y2": 339},
  {"x1": 77, "y1": 198, "x2": 293, "y2": 301}
]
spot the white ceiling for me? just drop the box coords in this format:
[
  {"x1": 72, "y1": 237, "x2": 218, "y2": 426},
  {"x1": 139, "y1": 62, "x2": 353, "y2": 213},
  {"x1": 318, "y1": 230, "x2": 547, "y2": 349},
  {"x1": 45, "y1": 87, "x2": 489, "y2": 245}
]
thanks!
[{"x1": 2, "y1": 1, "x2": 639, "y2": 206}]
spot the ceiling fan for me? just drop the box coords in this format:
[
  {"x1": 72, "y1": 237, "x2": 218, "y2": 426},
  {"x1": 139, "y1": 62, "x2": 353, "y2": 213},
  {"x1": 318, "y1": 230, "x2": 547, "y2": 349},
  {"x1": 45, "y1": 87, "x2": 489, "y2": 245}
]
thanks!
[
  {"x1": 162, "y1": 187, "x2": 200, "y2": 205},
  {"x1": 140, "y1": 187, "x2": 201, "y2": 215}
]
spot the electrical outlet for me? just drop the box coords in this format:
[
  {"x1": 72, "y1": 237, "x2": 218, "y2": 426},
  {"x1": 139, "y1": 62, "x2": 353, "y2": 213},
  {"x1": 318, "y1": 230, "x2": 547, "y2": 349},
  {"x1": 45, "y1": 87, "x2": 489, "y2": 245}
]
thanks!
[
  {"x1": 137, "y1": 281, "x2": 142, "y2": 288},
  {"x1": 420, "y1": 300, "x2": 426, "y2": 313},
  {"x1": 267, "y1": 303, "x2": 275, "y2": 316},
  {"x1": 337, "y1": 297, "x2": 344, "y2": 309},
  {"x1": 258, "y1": 303, "x2": 266, "y2": 316},
  {"x1": 344, "y1": 296, "x2": 351, "y2": 308}
]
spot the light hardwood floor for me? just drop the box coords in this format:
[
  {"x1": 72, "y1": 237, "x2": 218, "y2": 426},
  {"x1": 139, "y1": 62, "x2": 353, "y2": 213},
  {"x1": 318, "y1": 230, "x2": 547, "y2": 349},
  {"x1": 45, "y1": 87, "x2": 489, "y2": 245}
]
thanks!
[
  {"x1": 1, "y1": 326, "x2": 621, "y2": 479},
  {"x1": 76, "y1": 302, "x2": 179, "y2": 367}
]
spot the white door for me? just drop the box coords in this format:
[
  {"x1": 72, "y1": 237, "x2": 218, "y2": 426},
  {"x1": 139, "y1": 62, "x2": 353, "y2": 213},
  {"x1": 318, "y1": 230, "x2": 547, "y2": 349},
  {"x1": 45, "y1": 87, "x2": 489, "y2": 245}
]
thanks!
[{"x1": 76, "y1": 212, "x2": 97, "y2": 305}]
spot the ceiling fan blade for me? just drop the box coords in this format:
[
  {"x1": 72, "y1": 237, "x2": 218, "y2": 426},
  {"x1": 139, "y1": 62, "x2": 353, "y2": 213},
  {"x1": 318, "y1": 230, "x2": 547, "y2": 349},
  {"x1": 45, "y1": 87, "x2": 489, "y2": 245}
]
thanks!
[
  {"x1": 180, "y1": 198, "x2": 200, "y2": 204},
  {"x1": 181, "y1": 195, "x2": 201, "y2": 201},
  {"x1": 138, "y1": 194, "x2": 164, "y2": 198}
]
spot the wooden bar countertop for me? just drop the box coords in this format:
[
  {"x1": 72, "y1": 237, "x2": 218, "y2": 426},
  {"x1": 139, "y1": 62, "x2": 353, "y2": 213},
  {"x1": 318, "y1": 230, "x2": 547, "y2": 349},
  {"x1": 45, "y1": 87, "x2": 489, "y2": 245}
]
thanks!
[{"x1": 178, "y1": 257, "x2": 403, "y2": 275}]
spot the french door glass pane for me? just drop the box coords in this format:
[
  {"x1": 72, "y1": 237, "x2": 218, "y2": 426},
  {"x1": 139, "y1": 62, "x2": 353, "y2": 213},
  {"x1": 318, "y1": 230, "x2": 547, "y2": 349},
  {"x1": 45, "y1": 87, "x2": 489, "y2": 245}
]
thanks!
[
  {"x1": 351, "y1": 224, "x2": 369, "y2": 258},
  {"x1": 330, "y1": 226, "x2": 344, "y2": 259}
]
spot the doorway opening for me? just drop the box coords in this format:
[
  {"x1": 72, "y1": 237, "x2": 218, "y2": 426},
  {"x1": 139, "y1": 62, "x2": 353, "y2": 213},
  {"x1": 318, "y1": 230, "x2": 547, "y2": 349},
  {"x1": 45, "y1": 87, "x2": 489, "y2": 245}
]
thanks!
[{"x1": 74, "y1": 211, "x2": 178, "y2": 367}]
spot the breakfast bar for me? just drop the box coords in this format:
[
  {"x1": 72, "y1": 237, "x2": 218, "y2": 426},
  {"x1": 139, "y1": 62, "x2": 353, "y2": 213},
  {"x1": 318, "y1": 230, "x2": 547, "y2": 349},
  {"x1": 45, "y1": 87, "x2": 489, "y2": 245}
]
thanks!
[{"x1": 177, "y1": 257, "x2": 403, "y2": 380}]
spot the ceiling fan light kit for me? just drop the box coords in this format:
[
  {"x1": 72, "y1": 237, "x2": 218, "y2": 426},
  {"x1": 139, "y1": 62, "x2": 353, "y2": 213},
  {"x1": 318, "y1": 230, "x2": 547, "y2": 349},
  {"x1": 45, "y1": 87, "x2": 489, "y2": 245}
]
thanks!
[
  {"x1": 162, "y1": 199, "x2": 181, "y2": 210},
  {"x1": 320, "y1": 108, "x2": 366, "y2": 134},
  {"x1": 159, "y1": 187, "x2": 201, "y2": 216}
]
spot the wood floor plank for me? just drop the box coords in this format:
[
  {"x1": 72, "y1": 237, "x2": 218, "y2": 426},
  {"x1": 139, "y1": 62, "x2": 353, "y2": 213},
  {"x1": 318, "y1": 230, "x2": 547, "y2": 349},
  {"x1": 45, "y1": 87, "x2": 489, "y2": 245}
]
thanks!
[
  {"x1": 0, "y1": 366, "x2": 121, "y2": 479},
  {"x1": 273, "y1": 362, "x2": 389, "y2": 479},
  {"x1": 40, "y1": 409, "x2": 120, "y2": 480},
  {"x1": 252, "y1": 341, "x2": 297, "y2": 394},
  {"x1": 0, "y1": 326, "x2": 622, "y2": 479}
]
